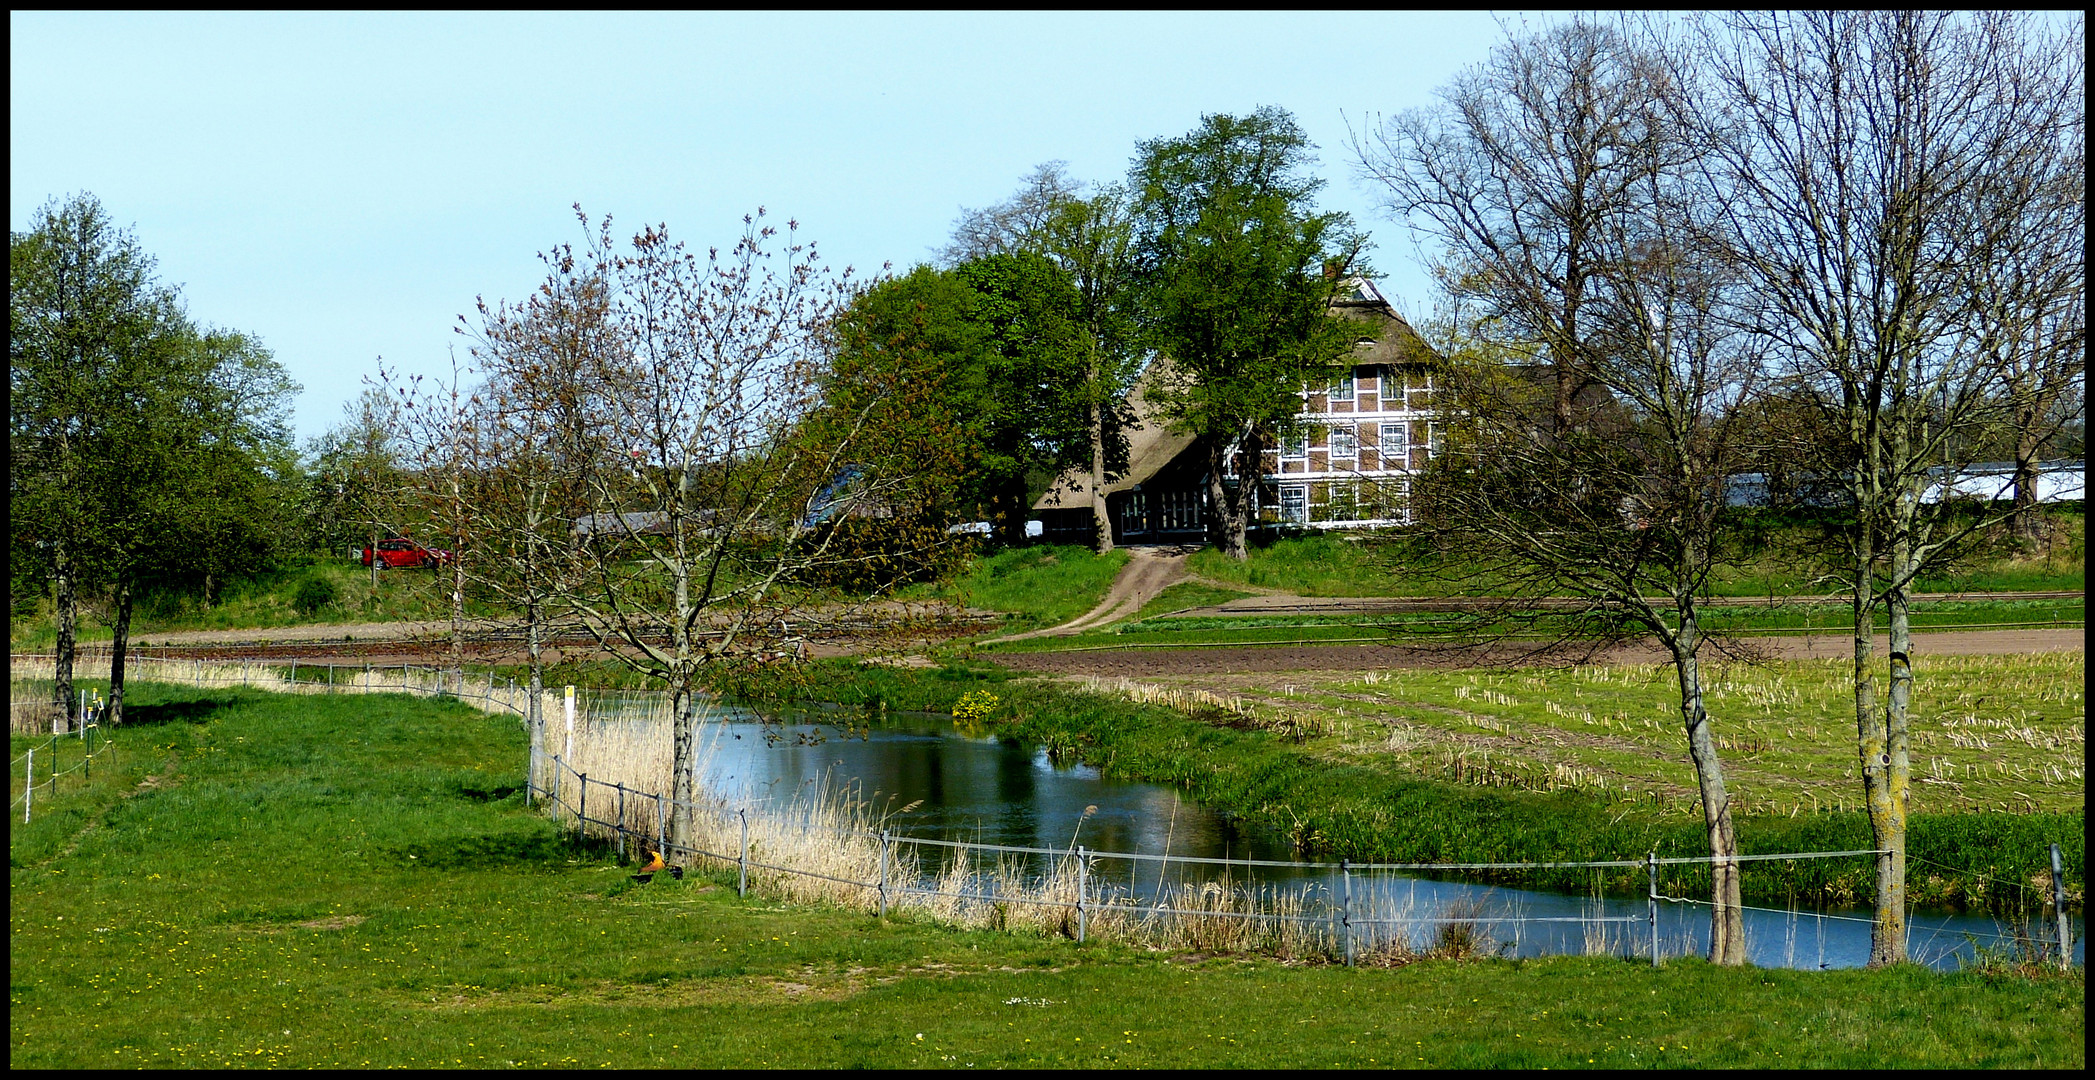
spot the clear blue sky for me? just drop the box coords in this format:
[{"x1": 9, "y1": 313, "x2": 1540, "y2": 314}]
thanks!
[{"x1": 13, "y1": 11, "x2": 1538, "y2": 446}]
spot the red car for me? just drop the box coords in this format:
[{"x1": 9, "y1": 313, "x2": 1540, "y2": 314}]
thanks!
[{"x1": 362, "y1": 537, "x2": 452, "y2": 569}]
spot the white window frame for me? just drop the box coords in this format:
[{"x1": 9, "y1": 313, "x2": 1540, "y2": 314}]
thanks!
[
  {"x1": 1281, "y1": 431, "x2": 1308, "y2": 460},
  {"x1": 1328, "y1": 425, "x2": 1357, "y2": 462},
  {"x1": 1279, "y1": 485, "x2": 1308, "y2": 524},
  {"x1": 1378, "y1": 422, "x2": 1409, "y2": 468},
  {"x1": 1329, "y1": 370, "x2": 1355, "y2": 402}
]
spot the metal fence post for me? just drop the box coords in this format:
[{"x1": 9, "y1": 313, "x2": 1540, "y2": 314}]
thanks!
[
  {"x1": 1648, "y1": 851, "x2": 1660, "y2": 967},
  {"x1": 2053, "y1": 843, "x2": 2072, "y2": 972},
  {"x1": 1077, "y1": 846, "x2": 1088, "y2": 943},
  {"x1": 616, "y1": 783, "x2": 627, "y2": 861},
  {"x1": 878, "y1": 830, "x2": 890, "y2": 917},
  {"x1": 578, "y1": 773, "x2": 588, "y2": 840},
  {"x1": 1342, "y1": 858, "x2": 1354, "y2": 967},
  {"x1": 23, "y1": 748, "x2": 32, "y2": 824},
  {"x1": 738, "y1": 809, "x2": 750, "y2": 898},
  {"x1": 655, "y1": 793, "x2": 665, "y2": 863}
]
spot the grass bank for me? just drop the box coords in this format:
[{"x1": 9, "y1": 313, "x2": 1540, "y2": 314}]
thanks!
[
  {"x1": 758, "y1": 661, "x2": 2082, "y2": 912},
  {"x1": 1188, "y1": 509, "x2": 2085, "y2": 599},
  {"x1": 9, "y1": 681, "x2": 2082, "y2": 1068}
]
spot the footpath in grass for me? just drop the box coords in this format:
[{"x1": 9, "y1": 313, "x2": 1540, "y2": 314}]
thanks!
[{"x1": 10, "y1": 681, "x2": 2083, "y2": 1068}]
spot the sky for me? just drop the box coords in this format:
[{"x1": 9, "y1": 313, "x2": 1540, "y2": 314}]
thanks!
[{"x1": 12, "y1": 11, "x2": 1542, "y2": 448}]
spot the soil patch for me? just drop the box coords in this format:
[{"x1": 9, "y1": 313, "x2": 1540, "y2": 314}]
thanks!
[{"x1": 987, "y1": 629, "x2": 2083, "y2": 678}]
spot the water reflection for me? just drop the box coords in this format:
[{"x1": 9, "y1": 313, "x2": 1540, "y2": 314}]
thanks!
[{"x1": 661, "y1": 701, "x2": 2082, "y2": 971}]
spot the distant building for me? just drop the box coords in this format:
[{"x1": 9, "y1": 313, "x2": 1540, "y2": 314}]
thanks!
[{"x1": 1034, "y1": 279, "x2": 1441, "y2": 544}]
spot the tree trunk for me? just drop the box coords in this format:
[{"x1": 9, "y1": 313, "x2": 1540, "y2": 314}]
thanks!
[
  {"x1": 1206, "y1": 439, "x2": 1248, "y2": 560},
  {"x1": 53, "y1": 537, "x2": 77, "y2": 727},
  {"x1": 1090, "y1": 396, "x2": 1113, "y2": 555},
  {"x1": 995, "y1": 481, "x2": 1029, "y2": 548},
  {"x1": 1852, "y1": 561, "x2": 1903, "y2": 966},
  {"x1": 527, "y1": 591, "x2": 544, "y2": 794},
  {"x1": 449, "y1": 541, "x2": 466, "y2": 697},
  {"x1": 2011, "y1": 424, "x2": 2042, "y2": 545},
  {"x1": 670, "y1": 680, "x2": 698, "y2": 853},
  {"x1": 370, "y1": 521, "x2": 380, "y2": 591},
  {"x1": 1670, "y1": 614, "x2": 1744, "y2": 965},
  {"x1": 108, "y1": 581, "x2": 133, "y2": 726},
  {"x1": 1873, "y1": 532, "x2": 1917, "y2": 966}
]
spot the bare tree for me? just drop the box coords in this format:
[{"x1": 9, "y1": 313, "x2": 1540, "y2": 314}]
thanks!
[
  {"x1": 1367, "y1": 14, "x2": 1755, "y2": 964},
  {"x1": 506, "y1": 208, "x2": 937, "y2": 848},
  {"x1": 458, "y1": 220, "x2": 618, "y2": 761},
  {"x1": 940, "y1": 161, "x2": 1084, "y2": 266},
  {"x1": 1353, "y1": 16, "x2": 1666, "y2": 435},
  {"x1": 1693, "y1": 10, "x2": 2084, "y2": 964}
]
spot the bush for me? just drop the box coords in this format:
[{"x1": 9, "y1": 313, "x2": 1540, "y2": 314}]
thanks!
[{"x1": 292, "y1": 574, "x2": 339, "y2": 615}]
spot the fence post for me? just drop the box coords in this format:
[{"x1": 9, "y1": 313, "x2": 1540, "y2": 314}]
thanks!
[
  {"x1": 23, "y1": 748, "x2": 32, "y2": 824},
  {"x1": 616, "y1": 783, "x2": 627, "y2": 862},
  {"x1": 564, "y1": 686, "x2": 575, "y2": 761},
  {"x1": 2053, "y1": 843, "x2": 2072, "y2": 972},
  {"x1": 1076, "y1": 846, "x2": 1088, "y2": 943},
  {"x1": 1342, "y1": 858, "x2": 1354, "y2": 967},
  {"x1": 1648, "y1": 851, "x2": 1660, "y2": 967},
  {"x1": 290, "y1": 660, "x2": 297, "y2": 688},
  {"x1": 878, "y1": 830, "x2": 890, "y2": 917},
  {"x1": 738, "y1": 809, "x2": 749, "y2": 898},
  {"x1": 578, "y1": 773, "x2": 588, "y2": 841}
]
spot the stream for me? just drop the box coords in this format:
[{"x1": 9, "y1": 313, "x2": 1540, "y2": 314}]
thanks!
[{"x1": 635, "y1": 701, "x2": 2081, "y2": 971}]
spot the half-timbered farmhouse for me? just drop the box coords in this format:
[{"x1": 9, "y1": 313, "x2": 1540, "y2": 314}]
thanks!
[{"x1": 1035, "y1": 279, "x2": 1440, "y2": 544}]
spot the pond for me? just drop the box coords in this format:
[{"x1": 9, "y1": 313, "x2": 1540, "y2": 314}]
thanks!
[{"x1": 638, "y1": 700, "x2": 2080, "y2": 971}]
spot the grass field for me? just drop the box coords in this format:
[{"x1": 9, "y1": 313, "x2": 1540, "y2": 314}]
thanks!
[
  {"x1": 9, "y1": 680, "x2": 2082, "y2": 1068},
  {"x1": 1187, "y1": 509, "x2": 2085, "y2": 600}
]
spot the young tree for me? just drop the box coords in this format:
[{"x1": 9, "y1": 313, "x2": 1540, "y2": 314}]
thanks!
[
  {"x1": 492, "y1": 207, "x2": 933, "y2": 849},
  {"x1": 1129, "y1": 106, "x2": 1368, "y2": 559},
  {"x1": 1365, "y1": 15, "x2": 1755, "y2": 963},
  {"x1": 1694, "y1": 10, "x2": 2084, "y2": 964},
  {"x1": 458, "y1": 222, "x2": 618, "y2": 757}
]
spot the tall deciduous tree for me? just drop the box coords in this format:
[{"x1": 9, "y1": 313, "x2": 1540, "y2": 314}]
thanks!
[
  {"x1": 1129, "y1": 106, "x2": 1367, "y2": 559},
  {"x1": 1365, "y1": 15, "x2": 1754, "y2": 963},
  {"x1": 1693, "y1": 10, "x2": 2084, "y2": 964},
  {"x1": 947, "y1": 165, "x2": 1142, "y2": 552},
  {"x1": 11, "y1": 194, "x2": 297, "y2": 727}
]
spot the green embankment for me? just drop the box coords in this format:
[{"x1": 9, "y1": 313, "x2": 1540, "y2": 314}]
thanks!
[
  {"x1": 9, "y1": 681, "x2": 2082, "y2": 1068},
  {"x1": 1187, "y1": 508, "x2": 2086, "y2": 599},
  {"x1": 761, "y1": 661, "x2": 2083, "y2": 911}
]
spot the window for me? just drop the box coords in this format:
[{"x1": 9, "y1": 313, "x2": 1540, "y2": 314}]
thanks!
[
  {"x1": 1378, "y1": 422, "x2": 1409, "y2": 467},
  {"x1": 1428, "y1": 422, "x2": 1444, "y2": 457},
  {"x1": 1158, "y1": 489, "x2": 1201, "y2": 531},
  {"x1": 1329, "y1": 370, "x2": 1355, "y2": 401},
  {"x1": 1326, "y1": 482, "x2": 1359, "y2": 522},
  {"x1": 1281, "y1": 431, "x2": 1308, "y2": 459},
  {"x1": 1279, "y1": 485, "x2": 1308, "y2": 524},
  {"x1": 1329, "y1": 426, "x2": 1357, "y2": 461}
]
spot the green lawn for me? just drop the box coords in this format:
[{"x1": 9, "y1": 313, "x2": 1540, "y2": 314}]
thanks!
[{"x1": 9, "y1": 680, "x2": 2081, "y2": 1068}]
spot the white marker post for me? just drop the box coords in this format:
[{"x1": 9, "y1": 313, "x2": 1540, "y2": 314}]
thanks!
[{"x1": 564, "y1": 685, "x2": 576, "y2": 761}]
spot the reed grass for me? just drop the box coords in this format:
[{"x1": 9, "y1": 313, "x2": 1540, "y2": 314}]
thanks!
[{"x1": 535, "y1": 695, "x2": 1485, "y2": 965}]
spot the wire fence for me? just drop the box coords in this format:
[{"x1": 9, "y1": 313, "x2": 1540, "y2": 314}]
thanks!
[
  {"x1": 10, "y1": 693, "x2": 118, "y2": 824},
  {"x1": 9, "y1": 652, "x2": 2080, "y2": 970}
]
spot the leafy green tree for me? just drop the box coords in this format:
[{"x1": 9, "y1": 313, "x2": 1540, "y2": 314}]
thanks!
[
  {"x1": 826, "y1": 255, "x2": 1091, "y2": 545},
  {"x1": 947, "y1": 165, "x2": 1143, "y2": 552},
  {"x1": 11, "y1": 194, "x2": 298, "y2": 725},
  {"x1": 11, "y1": 194, "x2": 186, "y2": 725},
  {"x1": 1128, "y1": 106, "x2": 1369, "y2": 558}
]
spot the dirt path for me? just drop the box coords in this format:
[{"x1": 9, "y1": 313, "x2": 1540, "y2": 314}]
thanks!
[
  {"x1": 980, "y1": 545, "x2": 1197, "y2": 643},
  {"x1": 986, "y1": 627, "x2": 2085, "y2": 678}
]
